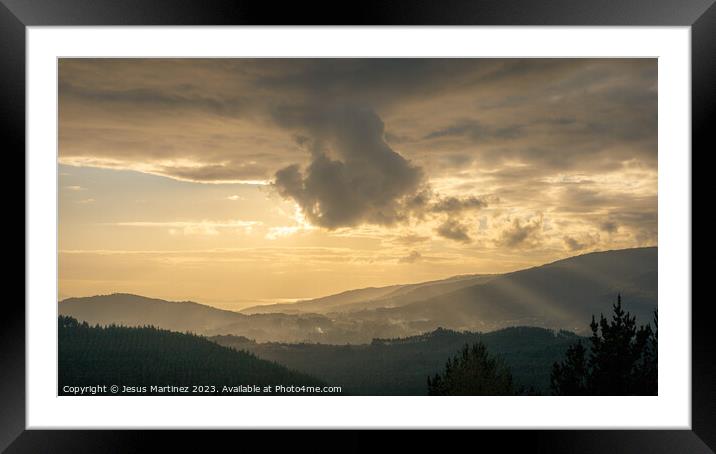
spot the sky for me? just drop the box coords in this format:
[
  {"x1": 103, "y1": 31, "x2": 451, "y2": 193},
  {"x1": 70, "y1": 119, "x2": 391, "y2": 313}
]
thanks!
[{"x1": 58, "y1": 58, "x2": 658, "y2": 310}]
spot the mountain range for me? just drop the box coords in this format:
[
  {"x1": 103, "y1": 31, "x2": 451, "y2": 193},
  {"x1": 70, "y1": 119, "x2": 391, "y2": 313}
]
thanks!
[{"x1": 59, "y1": 247, "x2": 657, "y2": 343}]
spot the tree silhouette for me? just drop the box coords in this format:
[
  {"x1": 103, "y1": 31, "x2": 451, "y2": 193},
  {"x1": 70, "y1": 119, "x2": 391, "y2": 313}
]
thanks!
[
  {"x1": 427, "y1": 342, "x2": 514, "y2": 395},
  {"x1": 633, "y1": 310, "x2": 658, "y2": 392},
  {"x1": 550, "y1": 295, "x2": 657, "y2": 395},
  {"x1": 550, "y1": 340, "x2": 589, "y2": 395},
  {"x1": 58, "y1": 315, "x2": 324, "y2": 395}
]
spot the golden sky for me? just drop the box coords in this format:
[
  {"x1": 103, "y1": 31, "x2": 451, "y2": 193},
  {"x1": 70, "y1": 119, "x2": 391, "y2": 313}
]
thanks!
[{"x1": 58, "y1": 59, "x2": 657, "y2": 310}]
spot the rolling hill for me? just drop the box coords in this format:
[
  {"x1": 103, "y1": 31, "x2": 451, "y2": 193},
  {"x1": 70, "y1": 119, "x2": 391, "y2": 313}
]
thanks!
[
  {"x1": 349, "y1": 247, "x2": 658, "y2": 333},
  {"x1": 59, "y1": 293, "x2": 338, "y2": 342},
  {"x1": 240, "y1": 273, "x2": 496, "y2": 315},
  {"x1": 59, "y1": 247, "x2": 657, "y2": 342},
  {"x1": 58, "y1": 315, "x2": 324, "y2": 395}
]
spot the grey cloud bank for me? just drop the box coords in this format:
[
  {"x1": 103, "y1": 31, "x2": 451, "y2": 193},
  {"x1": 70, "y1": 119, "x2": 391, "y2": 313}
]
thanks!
[{"x1": 59, "y1": 58, "x2": 658, "y2": 249}]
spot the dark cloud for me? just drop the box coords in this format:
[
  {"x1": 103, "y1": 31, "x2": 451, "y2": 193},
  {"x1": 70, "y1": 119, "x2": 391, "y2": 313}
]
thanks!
[
  {"x1": 600, "y1": 220, "x2": 619, "y2": 233},
  {"x1": 384, "y1": 132, "x2": 412, "y2": 145},
  {"x1": 563, "y1": 234, "x2": 598, "y2": 252},
  {"x1": 499, "y1": 217, "x2": 543, "y2": 248},
  {"x1": 440, "y1": 153, "x2": 474, "y2": 168},
  {"x1": 423, "y1": 120, "x2": 525, "y2": 142},
  {"x1": 404, "y1": 189, "x2": 433, "y2": 215},
  {"x1": 60, "y1": 81, "x2": 251, "y2": 118},
  {"x1": 556, "y1": 187, "x2": 613, "y2": 214},
  {"x1": 398, "y1": 250, "x2": 422, "y2": 264},
  {"x1": 606, "y1": 209, "x2": 657, "y2": 246},
  {"x1": 436, "y1": 219, "x2": 472, "y2": 243},
  {"x1": 273, "y1": 103, "x2": 494, "y2": 232},
  {"x1": 254, "y1": 59, "x2": 515, "y2": 109},
  {"x1": 419, "y1": 195, "x2": 491, "y2": 243},
  {"x1": 423, "y1": 123, "x2": 474, "y2": 140},
  {"x1": 273, "y1": 106, "x2": 425, "y2": 229},
  {"x1": 478, "y1": 95, "x2": 529, "y2": 110},
  {"x1": 433, "y1": 63, "x2": 655, "y2": 176},
  {"x1": 59, "y1": 58, "x2": 657, "y2": 188},
  {"x1": 540, "y1": 116, "x2": 577, "y2": 126},
  {"x1": 431, "y1": 195, "x2": 488, "y2": 214}
]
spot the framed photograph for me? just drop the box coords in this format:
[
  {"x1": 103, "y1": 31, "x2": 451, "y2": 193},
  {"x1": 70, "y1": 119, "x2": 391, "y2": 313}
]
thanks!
[{"x1": 6, "y1": 0, "x2": 710, "y2": 451}]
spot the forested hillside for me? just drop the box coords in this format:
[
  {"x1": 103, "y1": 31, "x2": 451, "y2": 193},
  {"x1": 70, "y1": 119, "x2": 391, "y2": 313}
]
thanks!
[
  {"x1": 212, "y1": 326, "x2": 582, "y2": 395},
  {"x1": 58, "y1": 316, "x2": 325, "y2": 395}
]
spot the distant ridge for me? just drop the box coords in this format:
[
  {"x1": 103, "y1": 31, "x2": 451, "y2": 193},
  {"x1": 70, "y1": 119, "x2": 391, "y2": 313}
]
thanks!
[
  {"x1": 60, "y1": 247, "x2": 657, "y2": 342},
  {"x1": 239, "y1": 273, "x2": 495, "y2": 315},
  {"x1": 353, "y1": 246, "x2": 657, "y2": 333},
  {"x1": 60, "y1": 293, "x2": 248, "y2": 333}
]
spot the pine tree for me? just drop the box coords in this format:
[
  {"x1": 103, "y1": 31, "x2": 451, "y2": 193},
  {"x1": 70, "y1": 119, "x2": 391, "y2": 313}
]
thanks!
[
  {"x1": 427, "y1": 342, "x2": 514, "y2": 395},
  {"x1": 550, "y1": 295, "x2": 657, "y2": 395},
  {"x1": 633, "y1": 310, "x2": 658, "y2": 393},
  {"x1": 550, "y1": 340, "x2": 588, "y2": 395}
]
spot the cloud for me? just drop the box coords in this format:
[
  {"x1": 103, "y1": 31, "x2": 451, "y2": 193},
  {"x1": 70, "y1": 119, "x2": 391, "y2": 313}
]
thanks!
[
  {"x1": 255, "y1": 59, "x2": 494, "y2": 109},
  {"x1": 555, "y1": 187, "x2": 613, "y2": 214},
  {"x1": 226, "y1": 195, "x2": 244, "y2": 201},
  {"x1": 439, "y1": 153, "x2": 474, "y2": 169},
  {"x1": 424, "y1": 120, "x2": 525, "y2": 142},
  {"x1": 398, "y1": 250, "x2": 422, "y2": 264},
  {"x1": 436, "y1": 219, "x2": 472, "y2": 243},
  {"x1": 265, "y1": 226, "x2": 303, "y2": 240},
  {"x1": 158, "y1": 162, "x2": 270, "y2": 184},
  {"x1": 563, "y1": 233, "x2": 600, "y2": 252},
  {"x1": 58, "y1": 58, "x2": 658, "y2": 257},
  {"x1": 600, "y1": 220, "x2": 619, "y2": 233},
  {"x1": 392, "y1": 234, "x2": 431, "y2": 246},
  {"x1": 498, "y1": 217, "x2": 543, "y2": 248},
  {"x1": 431, "y1": 195, "x2": 488, "y2": 214},
  {"x1": 75, "y1": 198, "x2": 95, "y2": 204},
  {"x1": 65, "y1": 185, "x2": 86, "y2": 191},
  {"x1": 273, "y1": 106, "x2": 425, "y2": 229},
  {"x1": 600, "y1": 203, "x2": 657, "y2": 245},
  {"x1": 59, "y1": 79, "x2": 251, "y2": 118},
  {"x1": 113, "y1": 220, "x2": 261, "y2": 236},
  {"x1": 59, "y1": 58, "x2": 657, "y2": 188},
  {"x1": 563, "y1": 236, "x2": 584, "y2": 251}
]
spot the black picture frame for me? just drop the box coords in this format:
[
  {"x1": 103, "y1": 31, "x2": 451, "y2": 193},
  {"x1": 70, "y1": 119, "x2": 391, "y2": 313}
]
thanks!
[{"x1": 4, "y1": 0, "x2": 710, "y2": 451}]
